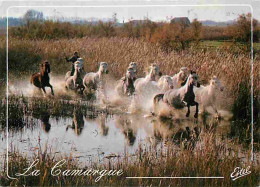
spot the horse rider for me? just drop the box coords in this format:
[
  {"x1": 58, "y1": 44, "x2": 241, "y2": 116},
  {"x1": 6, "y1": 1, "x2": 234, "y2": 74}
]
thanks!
[{"x1": 65, "y1": 51, "x2": 80, "y2": 76}]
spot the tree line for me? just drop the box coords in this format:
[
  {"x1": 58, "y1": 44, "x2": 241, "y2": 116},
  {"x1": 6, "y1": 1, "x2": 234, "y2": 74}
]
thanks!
[{"x1": 8, "y1": 10, "x2": 259, "y2": 52}]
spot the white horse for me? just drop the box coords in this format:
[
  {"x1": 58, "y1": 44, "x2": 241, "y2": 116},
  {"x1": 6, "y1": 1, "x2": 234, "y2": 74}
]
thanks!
[
  {"x1": 172, "y1": 67, "x2": 189, "y2": 88},
  {"x1": 65, "y1": 58, "x2": 85, "y2": 81},
  {"x1": 115, "y1": 67, "x2": 136, "y2": 96},
  {"x1": 153, "y1": 71, "x2": 200, "y2": 118},
  {"x1": 157, "y1": 67, "x2": 188, "y2": 92},
  {"x1": 194, "y1": 76, "x2": 224, "y2": 116},
  {"x1": 157, "y1": 75, "x2": 174, "y2": 92},
  {"x1": 65, "y1": 62, "x2": 84, "y2": 92},
  {"x1": 134, "y1": 63, "x2": 162, "y2": 94},
  {"x1": 128, "y1": 62, "x2": 138, "y2": 77},
  {"x1": 83, "y1": 62, "x2": 108, "y2": 91}
]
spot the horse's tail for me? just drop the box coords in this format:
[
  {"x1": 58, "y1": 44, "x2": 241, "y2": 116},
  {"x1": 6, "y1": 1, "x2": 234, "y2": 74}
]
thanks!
[
  {"x1": 30, "y1": 74, "x2": 36, "y2": 84},
  {"x1": 152, "y1": 93, "x2": 164, "y2": 116}
]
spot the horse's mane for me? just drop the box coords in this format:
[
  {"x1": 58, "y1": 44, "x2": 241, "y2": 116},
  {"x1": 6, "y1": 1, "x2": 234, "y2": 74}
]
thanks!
[
  {"x1": 41, "y1": 62, "x2": 50, "y2": 76},
  {"x1": 182, "y1": 74, "x2": 192, "y2": 87}
]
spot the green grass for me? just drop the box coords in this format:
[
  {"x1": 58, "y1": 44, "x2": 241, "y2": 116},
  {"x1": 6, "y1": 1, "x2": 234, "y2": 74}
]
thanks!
[
  {"x1": 253, "y1": 42, "x2": 260, "y2": 51},
  {"x1": 199, "y1": 40, "x2": 226, "y2": 48},
  {"x1": 198, "y1": 40, "x2": 260, "y2": 51}
]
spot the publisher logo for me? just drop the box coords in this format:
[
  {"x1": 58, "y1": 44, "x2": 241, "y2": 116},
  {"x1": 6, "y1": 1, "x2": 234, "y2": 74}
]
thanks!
[{"x1": 230, "y1": 166, "x2": 251, "y2": 181}]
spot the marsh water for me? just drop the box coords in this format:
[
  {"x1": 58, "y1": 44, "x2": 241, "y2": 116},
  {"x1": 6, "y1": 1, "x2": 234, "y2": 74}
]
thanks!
[{"x1": 0, "y1": 96, "x2": 234, "y2": 164}]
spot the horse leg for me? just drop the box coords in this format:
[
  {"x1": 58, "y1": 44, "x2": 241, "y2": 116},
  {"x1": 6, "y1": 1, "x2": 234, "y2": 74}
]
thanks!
[
  {"x1": 78, "y1": 84, "x2": 85, "y2": 95},
  {"x1": 42, "y1": 87, "x2": 47, "y2": 95},
  {"x1": 212, "y1": 105, "x2": 220, "y2": 119},
  {"x1": 51, "y1": 85, "x2": 54, "y2": 96},
  {"x1": 189, "y1": 101, "x2": 199, "y2": 118},
  {"x1": 194, "y1": 101, "x2": 199, "y2": 118},
  {"x1": 200, "y1": 104, "x2": 205, "y2": 114},
  {"x1": 186, "y1": 104, "x2": 190, "y2": 117},
  {"x1": 47, "y1": 83, "x2": 54, "y2": 96},
  {"x1": 73, "y1": 79, "x2": 77, "y2": 89}
]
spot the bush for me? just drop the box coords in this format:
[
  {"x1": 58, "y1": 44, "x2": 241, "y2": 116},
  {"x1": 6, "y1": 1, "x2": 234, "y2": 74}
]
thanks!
[{"x1": 230, "y1": 82, "x2": 259, "y2": 148}]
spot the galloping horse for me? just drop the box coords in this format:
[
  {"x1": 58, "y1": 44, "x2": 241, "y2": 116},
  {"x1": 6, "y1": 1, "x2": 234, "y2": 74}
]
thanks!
[
  {"x1": 153, "y1": 71, "x2": 200, "y2": 118},
  {"x1": 30, "y1": 61, "x2": 54, "y2": 95},
  {"x1": 134, "y1": 63, "x2": 162, "y2": 94},
  {"x1": 115, "y1": 67, "x2": 136, "y2": 96}
]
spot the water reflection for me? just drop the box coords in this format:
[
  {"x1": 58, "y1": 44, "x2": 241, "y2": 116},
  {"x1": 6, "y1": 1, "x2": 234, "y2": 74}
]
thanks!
[
  {"x1": 97, "y1": 115, "x2": 109, "y2": 136},
  {"x1": 1, "y1": 102, "x2": 235, "y2": 162},
  {"x1": 85, "y1": 114, "x2": 109, "y2": 137},
  {"x1": 151, "y1": 117, "x2": 204, "y2": 149},
  {"x1": 66, "y1": 110, "x2": 85, "y2": 136},
  {"x1": 115, "y1": 115, "x2": 137, "y2": 146},
  {"x1": 39, "y1": 112, "x2": 51, "y2": 133}
]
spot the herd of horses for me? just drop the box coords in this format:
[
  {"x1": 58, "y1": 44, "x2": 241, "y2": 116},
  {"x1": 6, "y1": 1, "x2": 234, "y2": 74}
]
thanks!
[{"x1": 30, "y1": 59, "x2": 224, "y2": 118}]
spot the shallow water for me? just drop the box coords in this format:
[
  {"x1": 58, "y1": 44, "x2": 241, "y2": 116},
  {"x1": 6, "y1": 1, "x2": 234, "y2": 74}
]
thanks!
[{"x1": 0, "y1": 99, "x2": 232, "y2": 164}]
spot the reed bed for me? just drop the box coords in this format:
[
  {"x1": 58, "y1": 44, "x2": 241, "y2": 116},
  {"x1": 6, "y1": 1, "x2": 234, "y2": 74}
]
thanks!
[
  {"x1": 0, "y1": 96, "x2": 114, "y2": 130},
  {"x1": 1, "y1": 37, "x2": 258, "y2": 124},
  {"x1": 1, "y1": 37, "x2": 259, "y2": 97}
]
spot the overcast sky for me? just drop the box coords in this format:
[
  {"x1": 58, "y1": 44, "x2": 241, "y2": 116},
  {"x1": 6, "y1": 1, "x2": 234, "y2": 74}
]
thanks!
[{"x1": 0, "y1": 0, "x2": 259, "y2": 22}]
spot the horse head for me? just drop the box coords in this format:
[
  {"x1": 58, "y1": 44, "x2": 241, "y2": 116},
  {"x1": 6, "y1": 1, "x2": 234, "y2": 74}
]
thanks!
[
  {"x1": 179, "y1": 67, "x2": 188, "y2": 81},
  {"x1": 128, "y1": 62, "x2": 138, "y2": 73},
  {"x1": 76, "y1": 58, "x2": 84, "y2": 69},
  {"x1": 163, "y1": 76, "x2": 174, "y2": 90},
  {"x1": 126, "y1": 68, "x2": 136, "y2": 81},
  {"x1": 42, "y1": 61, "x2": 51, "y2": 74},
  {"x1": 211, "y1": 76, "x2": 224, "y2": 91},
  {"x1": 74, "y1": 61, "x2": 84, "y2": 74},
  {"x1": 188, "y1": 70, "x2": 200, "y2": 88},
  {"x1": 149, "y1": 63, "x2": 162, "y2": 79},
  {"x1": 99, "y1": 62, "x2": 109, "y2": 74},
  {"x1": 124, "y1": 68, "x2": 136, "y2": 95}
]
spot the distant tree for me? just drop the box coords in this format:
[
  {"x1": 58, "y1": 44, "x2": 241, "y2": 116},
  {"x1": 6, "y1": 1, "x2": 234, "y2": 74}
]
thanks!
[
  {"x1": 191, "y1": 19, "x2": 202, "y2": 44},
  {"x1": 23, "y1": 9, "x2": 44, "y2": 28},
  {"x1": 176, "y1": 22, "x2": 193, "y2": 50},
  {"x1": 141, "y1": 19, "x2": 157, "y2": 41},
  {"x1": 150, "y1": 23, "x2": 176, "y2": 51},
  {"x1": 98, "y1": 21, "x2": 115, "y2": 37},
  {"x1": 226, "y1": 14, "x2": 258, "y2": 42},
  {"x1": 151, "y1": 19, "x2": 202, "y2": 52},
  {"x1": 121, "y1": 21, "x2": 136, "y2": 38}
]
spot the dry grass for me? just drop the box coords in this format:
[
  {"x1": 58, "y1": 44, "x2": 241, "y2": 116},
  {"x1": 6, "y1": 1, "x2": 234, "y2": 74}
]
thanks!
[{"x1": 2, "y1": 37, "x2": 259, "y2": 98}]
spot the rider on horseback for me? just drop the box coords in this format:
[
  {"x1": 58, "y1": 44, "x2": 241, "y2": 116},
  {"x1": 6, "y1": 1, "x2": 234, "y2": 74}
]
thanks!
[{"x1": 65, "y1": 51, "x2": 80, "y2": 76}]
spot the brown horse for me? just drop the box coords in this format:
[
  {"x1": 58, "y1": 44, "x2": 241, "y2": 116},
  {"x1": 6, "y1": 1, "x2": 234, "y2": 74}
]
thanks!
[{"x1": 30, "y1": 61, "x2": 54, "y2": 95}]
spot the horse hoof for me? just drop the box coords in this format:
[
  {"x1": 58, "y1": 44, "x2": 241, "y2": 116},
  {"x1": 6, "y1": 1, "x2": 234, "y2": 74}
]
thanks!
[
  {"x1": 214, "y1": 114, "x2": 221, "y2": 120},
  {"x1": 186, "y1": 113, "x2": 190, "y2": 117},
  {"x1": 194, "y1": 113, "x2": 198, "y2": 118}
]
